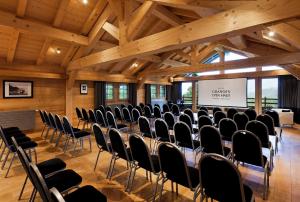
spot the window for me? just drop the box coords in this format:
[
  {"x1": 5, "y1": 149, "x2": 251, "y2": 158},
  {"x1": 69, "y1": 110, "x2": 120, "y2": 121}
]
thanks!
[
  {"x1": 224, "y1": 52, "x2": 247, "y2": 61},
  {"x1": 262, "y1": 78, "x2": 278, "y2": 110},
  {"x1": 262, "y1": 66, "x2": 283, "y2": 71},
  {"x1": 182, "y1": 82, "x2": 192, "y2": 104},
  {"x1": 119, "y1": 84, "x2": 128, "y2": 100},
  {"x1": 225, "y1": 67, "x2": 256, "y2": 74},
  {"x1": 105, "y1": 84, "x2": 113, "y2": 100},
  {"x1": 160, "y1": 85, "x2": 166, "y2": 98},
  {"x1": 197, "y1": 71, "x2": 220, "y2": 76},
  {"x1": 151, "y1": 85, "x2": 157, "y2": 99},
  {"x1": 247, "y1": 79, "x2": 255, "y2": 108}
]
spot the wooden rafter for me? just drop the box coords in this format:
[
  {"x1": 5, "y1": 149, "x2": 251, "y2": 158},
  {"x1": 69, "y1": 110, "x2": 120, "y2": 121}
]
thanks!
[
  {"x1": 102, "y1": 22, "x2": 119, "y2": 40},
  {"x1": 6, "y1": 29, "x2": 19, "y2": 64},
  {"x1": 269, "y1": 23, "x2": 300, "y2": 49},
  {"x1": 16, "y1": 0, "x2": 27, "y2": 17},
  {"x1": 153, "y1": 5, "x2": 184, "y2": 26}
]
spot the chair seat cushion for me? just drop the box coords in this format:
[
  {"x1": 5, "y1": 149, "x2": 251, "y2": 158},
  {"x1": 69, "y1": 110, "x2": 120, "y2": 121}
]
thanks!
[
  {"x1": 243, "y1": 184, "x2": 254, "y2": 202},
  {"x1": 10, "y1": 141, "x2": 37, "y2": 151},
  {"x1": 166, "y1": 166, "x2": 199, "y2": 189},
  {"x1": 2, "y1": 127, "x2": 21, "y2": 134},
  {"x1": 37, "y1": 158, "x2": 66, "y2": 176},
  {"x1": 64, "y1": 185, "x2": 107, "y2": 202},
  {"x1": 45, "y1": 169, "x2": 82, "y2": 192},
  {"x1": 7, "y1": 136, "x2": 31, "y2": 145},
  {"x1": 73, "y1": 131, "x2": 90, "y2": 138}
]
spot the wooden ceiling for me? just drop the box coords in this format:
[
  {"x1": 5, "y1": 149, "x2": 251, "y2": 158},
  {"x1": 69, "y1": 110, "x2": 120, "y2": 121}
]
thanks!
[{"x1": 0, "y1": 0, "x2": 300, "y2": 84}]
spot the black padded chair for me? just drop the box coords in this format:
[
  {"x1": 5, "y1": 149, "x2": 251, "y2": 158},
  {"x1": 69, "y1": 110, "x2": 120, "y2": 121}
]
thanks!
[
  {"x1": 199, "y1": 106, "x2": 208, "y2": 113},
  {"x1": 146, "y1": 104, "x2": 154, "y2": 113},
  {"x1": 196, "y1": 153, "x2": 255, "y2": 202},
  {"x1": 139, "y1": 103, "x2": 145, "y2": 111},
  {"x1": 266, "y1": 110, "x2": 282, "y2": 139},
  {"x1": 54, "y1": 114, "x2": 68, "y2": 148},
  {"x1": 48, "y1": 112, "x2": 59, "y2": 143},
  {"x1": 232, "y1": 130, "x2": 270, "y2": 200},
  {"x1": 212, "y1": 107, "x2": 222, "y2": 115},
  {"x1": 257, "y1": 114, "x2": 279, "y2": 154},
  {"x1": 198, "y1": 115, "x2": 213, "y2": 132},
  {"x1": 162, "y1": 104, "x2": 170, "y2": 113},
  {"x1": 244, "y1": 108, "x2": 257, "y2": 121},
  {"x1": 156, "y1": 143, "x2": 199, "y2": 201},
  {"x1": 144, "y1": 105, "x2": 154, "y2": 119},
  {"x1": 154, "y1": 106, "x2": 162, "y2": 119},
  {"x1": 106, "y1": 111, "x2": 128, "y2": 132},
  {"x1": 154, "y1": 119, "x2": 174, "y2": 150},
  {"x1": 174, "y1": 122, "x2": 201, "y2": 164},
  {"x1": 39, "y1": 110, "x2": 47, "y2": 137},
  {"x1": 127, "y1": 134, "x2": 160, "y2": 193},
  {"x1": 245, "y1": 120, "x2": 274, "y2": 169},
  {"x1": 50, "y1": 186, "x2": 107, "y2": 202},
  {"x1": 96, "y1": 110, "x2": 108, "y2": 128},
  {"x1": 88, "y1": 109, "x2": 97, "y2": 125},
  {"x1": 42, "y1": 111, "x2": 53, "y2": 139},
  {"x1": 122, "y1": 108, "x2": 134, "y2": 132},
  {"x1": 164, "y1": 112, "x2": 175, "y2": 130},
  {"x1": 233, "y1": 112, "x2": 249, "y2": 130},
  {"x1": 81, "y1": 108, "x2": 90, "y2": 130},
  {"x1": 184, "y1": 108, "x2": 197, "y2": 124},
  {"x1": 135, "y1": 105, "x2": 143, "y2": 116},
  {"x1": 120, "y1": 104, "x2": 126, "y2": 109},
  {"x1": 171, "y1": 104, "x2": 180, "y2": 116},
  {"x1": 219, "y1": 118, "x2": 238, "y2": 142},
  {"x1": 213, "y1": 111, "x2": 226, "y2": 127},
  {"x1": 114, "y1": 106, "x2": 123, "y2": 123},
  {"x1": 99, "y1": 105, "x2": 106, "y2": 117},
  {"x1": 128, "y1": 104, "x2": 134, "y2": 114},
  {"x1": 197, "y1": 110, "x2": 209, "y2": 119},
  {"x1": 106, "y1": 106, "x2": 113, "y2": 113},
  {"x1": 92, "y1": 124, "x2": 111, "y2": 171},
  {"x1": 199, "y1": 126, "x2": 231, "y2": 157},
  {"x1": 179, "y1": 114, "x2": 198, "y2": 135},
  {"x1": 107, "y1": 129, "x2": 133, "y2": 180},
  {"x1": 75, "y1": 107, "x2": 84, "y2": 128},
  {"x1": 62, "y1": 117, "x2": 92, "y2": 153},
  {"x1": 138, "y1": 116, "x2": 156, "y2": 150},
  {"x1": 227, "y1": 108, "x2": 238, "y2": 119},
  {"x1": 131, "y1": 108, "x2": 140, "y2": 128}
]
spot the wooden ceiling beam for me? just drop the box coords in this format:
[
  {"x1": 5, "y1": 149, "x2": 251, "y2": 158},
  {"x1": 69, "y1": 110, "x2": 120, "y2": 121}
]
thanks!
[
  {"x1": 16, "y1": 0, "x2": 28, "y2": 17},
  {"x1": 228, "y1": 35, "x2": 247, "y2": 50},
  {"x1": 6, "y1": 29, "x2": 19, "y2": 64},
  {"x1": 0, "y1": 68, "x2": 65, "y2": 79},
  {"x1": 269, "y1": 23, "x2": 300, "y2": 49},
  {"x1": 153, "y1": 5, "x2": 184, "y2": 26},
  {"x1": 163, "y1": 58, "x2": 190, "y2": 67},
  {"x1": 140, "y1": 55, "x2": 162, "y2": 63},
  {"x1": 102, "y1": 22, "x2": 119, "y2": 40},
  {"x1": 68, "y1": 0, "x2": 300, "y2": 71}
]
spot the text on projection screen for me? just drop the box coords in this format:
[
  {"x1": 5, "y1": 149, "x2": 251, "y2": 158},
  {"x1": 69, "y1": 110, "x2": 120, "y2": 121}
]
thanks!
[{"x1": 198, "y1": 78, "x2": 247, "y2": 107}]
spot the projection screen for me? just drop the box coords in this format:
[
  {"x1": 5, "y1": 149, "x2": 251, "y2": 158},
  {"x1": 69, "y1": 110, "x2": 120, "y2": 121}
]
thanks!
[{"x1": 198, "y1": 78, "x2": 247, "y2": 107}]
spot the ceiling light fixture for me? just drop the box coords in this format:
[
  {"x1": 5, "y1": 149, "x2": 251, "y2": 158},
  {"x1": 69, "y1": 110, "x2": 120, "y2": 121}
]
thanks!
[
  {"x1": 55, "y1": 48, "x2": 61, "y2": 54},
  {"x1": 268, "y1": 31, "x2": 275, "y2": 37},
  {"x1": 132, "y1": 62, "x2": 138, "y2": 67},
  {"x1": 82, "y1": 0, "x2": 88, "y2": 5}
]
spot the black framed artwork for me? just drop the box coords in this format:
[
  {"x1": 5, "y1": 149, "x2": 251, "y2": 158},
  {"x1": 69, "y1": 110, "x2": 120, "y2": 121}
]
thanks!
[
  {"x1": 3, "y1": 80, "x2": 33, "y2": 98},
  {"x1": 80, "y1": 83, "x2": 88, "y2": 95}
]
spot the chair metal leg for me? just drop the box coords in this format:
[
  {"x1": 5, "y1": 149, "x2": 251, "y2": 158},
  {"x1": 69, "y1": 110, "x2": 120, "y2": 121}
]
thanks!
[
  {"x1": 106, "y1": 155, "x2": 115, "y2": 179},
  {"x1": 5, "y1": 152, "x2": 16, "y2": 177},
  {"x1": 63, "y1": 136, "x2": 70, "y2": 153},
  {"x1": 50, "y1": 130, "x2": 57, "y2": 143},
  {"x1": 55, "y1": 132, "x2": 63, "y2": 147},
  {"x1": 158, "y1": 177, "x2": 166, "y2": 202},
  {"x1": 152, "y1": 174, "x2": 161, "y2": 202},
  {"x1": 44, "y1": 127, "x2": 50, "y2": 139},
  {"x1": 77, "y1": 120, "x2": 81, "y2": 128},
  {"x1": 41, "y1": 125, "x2": 46, "y2": 137},
  {"x1": 33, "y1": 149, "x2": 37, "y2": 163},
  {"x1": 0, "y1": 146, "x2": 6, "y2": 162},
  {"x1": 18, "y1": 176, "x2": 28, "y2": 200},
  {"x1": 109, "y1": 157, "x2": 117, "y2": 180},
  {"x1": 73, "y1": 139, "x2": 79, "y2": 152},
  {"x1": 0, "y1": 140, "x2": 3, "y2": 150},
  {"x1": 29, "y1": 188, "x2": 37, "y2": 202},
  {"x1": 94, "y1": 149, "x2": 101, "y2": 171},
  {"x1": 89, "y1": 136, "x2": 92, "y2": 151},
  {"x1": 1, "y1": 150, "x2": 10, "y2": 170}
]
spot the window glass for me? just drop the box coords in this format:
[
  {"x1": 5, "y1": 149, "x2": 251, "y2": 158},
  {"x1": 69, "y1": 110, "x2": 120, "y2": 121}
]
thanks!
[
  {"x1": 119, "y1": 84, "x2": 128, "y2": 100},
  {"x1": 262, "y1": 66, "x2": 283, "y2": 71},
  {"x1": 151, "y1": 85, "x2": 157, "y2": 99},
  {"x1": 181, "y1": 82, "x2": 192, "y2": 104},
  {"x1": 105, "y1": 84, "x2": 113, "y2": 100},
  {"x1": 225, "y1": 67, "x2": 256, "y2": 74},
  {"x1": 247, "y1": 79, "x2": 255, "y2": 108},
  {"x1": 160, "y1": 85, "x2": 166, "y2": 98},
  {"x1": 262, "y1": 78, "x2": 278, "y2": 110}
]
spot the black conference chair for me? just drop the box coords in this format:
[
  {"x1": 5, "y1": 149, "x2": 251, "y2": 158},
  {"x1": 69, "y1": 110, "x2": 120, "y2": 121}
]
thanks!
[
  {"x1": 96, "y1": 110, "x2": 108, "y2": 128},
  {"x1": 42, "y1": 111, "x2": 53, "y2": 139},
  {"x1": 184, "y1": 108, "x2": 197, "y2": 124},
  {"x1": 163, "y1": 112, "x2": 175, "y2": 131},
  {"x1": 213, "y1": 111, "x2": 226, "y2": 127},
  {"x1": 81, "y1": 108, "x2": 90, "y2": 130},
  {"x1": 139, "y1": 103, "x2": 145, "y2": 111},
  {"x1": 11, "y1": 137, "x2": 66, "y2": 200},
  {"x1": 266, "y1": 110, "x2": 282, "y2": 139},
  {"x1": 54, "y1": 114, "x2": 67, "y2": 147},
  {"x1": 146, "y1": 104, "x2": 154, "y2": 114},
  {"x1": 212, "y1": 107, "x2": 222, "y2": 115},
  {"x1": 49, "y1": 112, "x2": 59, "y2": 143},
  {"x1": 122, "y1": 108, "x2": 134, "y2": 132},
  {"x1": 219, "y1": 118, "x2": 238, "y2": 142},
  {"x1": 174, "y1": 122, "x2": 201, "y2": 164},
  {"x1": 244, "y1": 108, "x2": 257, "y2": 121},
  {"x1": 120, "y1": 104, "x2": 126, "y2": 109},
  {"x1": 62, "y1": 117, "x2": 92, "y2": 153},
  {"x1": 39, "y1": 110, "x2": 47, "y2": 137},
  {"x1": 197, "y1": 110, "x2": 209, "y2": 119},
  {"x1": 131, "y1": 108, "x2": 140, "y2": 125},
  {"x1": 114, "y1": 107, "x2": 123, "y2": 123},
  {"x1": 233, "y1": 112, "x2": 249, "y2": 130},
  {"x1": 156, "y1": 142, "x2": 199, "y2": 201},
  {"x1": 128, "y1": 104, "x2": 134, "y2": 114},
  {"x1": 199, "y1": 125, "x2": 231, "y2": 157},
  {"x1": 227, "y1": 108, "x2": 238, "y2": 119},
  {"x1": 106, "y1": 111, "x2": 128, "y2": 132},
  {"x1": 135, "y1": 105, "x2": 143, "y2": 116},
  {"x1": 162, "y1": 104, "x2": 170, "y2": 113},
  {"x1": 232, "y1": 130, "x2": 270, "y2": 199},
  {"x1": 257, "y1": 114, "x2": 279, "y2": 154},
  {"x1": 198, "y1": 115, "x2": 213, "y2": 132},
  {"x1": 50, "y1": 186, "x2": 107, "y2": 202},
  {"x1": 246, "y1": 120, "x2": 274, "y2": 169},
  {"x1": 88, "y1": 109, "x2": 97, "y2": 126},
  {"x1": 75, "y1": 107, "x2": 84, "y2": 128},
  {"x1": 92, "y1": 124, "x2": 111, "y2": 171},
  {"x1": 99, "y1": 105, "x2": 106, "y2": 117},
  {"x1": 171, "y1": 104, "x2": 180, "y2": 117},
  {"x1": 106, "y1": 106, "x2": 113, "y2": 113},
  {"x1": 199, "y1": 106, "x2": 208, "y2": 113},
  {"x1": 196, "y1": 153, "x2": 255, "y2": 202},
  {"x1": 126, "y1": 134, "x2": 160, "y2": 194},
  {"x1": 138, "y1": 116, "x2": 156, "y2": 151},
  {"x1": 179, "y1": 114, "x2": 198, "y2": 135},
  {"x1": 154, "y1": 106, "x2": 162, "y2": 119},
  {"x1": 107, "y1": 129, "x2": 133, "y2": 180},
  {"x1": 144, "y1": 105, "x2": 154, "y2": 119},
  {"x1": 154, "y1": 119, "x2": 174, "y2": 150}
]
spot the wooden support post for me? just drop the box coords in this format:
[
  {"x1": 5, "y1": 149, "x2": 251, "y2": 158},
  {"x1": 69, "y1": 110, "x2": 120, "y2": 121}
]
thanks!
[
  {"x1": 192, "y1": 81, "x2": 197, "y2": 111},
  {"x1": 255, "y1": 77, "x2": 262, "y2": 114},
  {"x1": 66, "y1": 72, "x2": 76, "y2": 122}
]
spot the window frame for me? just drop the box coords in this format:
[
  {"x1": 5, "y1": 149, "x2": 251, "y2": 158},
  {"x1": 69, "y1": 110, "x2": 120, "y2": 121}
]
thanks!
[
  {"x1": 105, "y1": 83, "x2": 114, "y2": 100},
  {"x1": 119, "y1": 84, "x2": 128, "y2": 100}
]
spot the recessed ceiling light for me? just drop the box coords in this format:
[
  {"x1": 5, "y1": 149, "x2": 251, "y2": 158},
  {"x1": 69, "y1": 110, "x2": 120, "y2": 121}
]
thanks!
[
  {"x1": 268, "y1": 31, "x2": 275, "y2": 37},
  {"x1": 82, "y1": 0, "x2": 88, "y2": 5},
  {"x1": 55, "y1": 48, "x2": 61, "y2": 54},
  {"x1": 132, "y1": 62, "x2": 138, "y2": 67}
]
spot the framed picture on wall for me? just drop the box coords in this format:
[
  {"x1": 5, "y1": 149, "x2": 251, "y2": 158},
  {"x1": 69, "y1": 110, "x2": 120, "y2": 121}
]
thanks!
[
  {"x1": 3, "y1": 81, "x2": 33, "y2": 98},
  {"x1": 80, "y1": 83, "x2": 88, "y2": 95}
]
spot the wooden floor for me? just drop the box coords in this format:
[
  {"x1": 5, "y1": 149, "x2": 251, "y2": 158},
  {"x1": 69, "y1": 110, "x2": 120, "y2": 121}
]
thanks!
[{"x1": 0, "y1": 125, "x2": 300, "y2": 202}]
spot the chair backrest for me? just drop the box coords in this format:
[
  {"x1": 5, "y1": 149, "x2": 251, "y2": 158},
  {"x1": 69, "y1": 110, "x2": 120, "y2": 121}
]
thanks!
[
  {"x1": 92, "y1": 124, "x2": 110, "y2": 151},
  {"x1": 96, "y1": 110, "x2": 107, "y2": 127},
  {"x1": 244, "y1": 108, "x2": 257, "y2": 121},
  {"x1": 256, "y1": 114, "x2": 276, "y2": 136},
  {"x1": 154, "y1": 104, "x2": 160, "y2": 109},
  {"x1": 39, "y1": 110, "x2": 46, "y2": 124},
  {"x1": 43, "y1": 111, "x2": 51, "y2": 126},
  {"x1": 114, "y1": 107, "x2": 123, "y2": 121},
  {"x1": 129, "y1": 134, "x2": 156, "y2": 172},
  {"x1": 108, "y1": 128, "x2": 131, "y2": 161},
  {"x1": 213, "y1": 107, "x2": 222, "y2": 115},
  {"x1": 75, "y1": 107, "x2": 83, "y2": 119},
  {"x1": 106, "y1": 106, "x2": 112, "y2": 112},
  {"x1": 232, "y1": 130, "x2": 265, "y2": 167},
  {"x1": 171, "y1": 104, "x2": 180, "y2": 116},
  {"x1": 199, "y1": 106, "x2": 208, "y2": 112},
  {"x1": 50, "y1": 187, "x2": 65, "y2": 202},
  {"x1": 227, "y1": 108, "x2": 238, "y2": 119},
  {"x1": 265, "y1": 110, "x2": 280, "y2": 127},
  {"x1": 120, "y1": 104, "x2": 126, "y2": 109},
  {"x1": 154, "y1": 106, "x2": 162, "y2": 119},
  {"x1": 99, "y1": 105, "x2": 106, "y2": 116},
  {"x1": 162, "y1": 104, "x2": 170, "y2": 113},
  {"x1": 164, "y1": 112, "x2": 175, "y2": 130},
  {"x1": 135, "y1": 106, "x2": 143, "y2": 115},
  {"x1": 82, "y1": 108, "x2": 89, "y2": 121},
  {"x1": 0, "y1": 127, "x2": 10, "y2": 147},
  {"x1": 48, "y1": 112, "x2": 57, "y2": 129},
  {"x1": 199, "y1": 153, "x2": 247, "y2": 202},
  {"x1": 54, "y1": 114, "x2": 64, "y2": 132},
  {"x1": 179, "y1": 114, "x2": 193, "y2": 132},
  {"x1": 122, "y1": 107, "x2": 132, "y2": 122},
  {"x1": 62, "y1": 116, "x2": 74, "y2": 136},
  {"x1": 132, "y1": 108, "x2": 140, "y2": 122},
  {"x1": 154, "y1": 118, "x2": 170, "y2": 141},
  {"x1": 184, "y1": 108, "x2": 195, "y2": 124},
  {"x1": 146, "y1": 104, "x2": 153, "y2": 113},
  {"x1": 197, "y1": 110, "x2": 208, "y2": 119},
  {"x1": 198, "y1": 115, "x2": 213, "y2": 131},
  {"x1": 128, "y1": 104, "x2": 134, "y2": 113},
  {"x1": 138, "y1": 116, "x2": 151, "y2": 136},
  {"x1": 199, "y1": 126, "x2": 225, "y2": 156},
  {"x1": 106, "y1": 111, "x2": 117, "y2": 128},
  {"x1": 144, "y1": 106, "x2": 152, "y2": 118},
  {"x1": 219, "y1": 118, "x2": 237, "y2": 141},
  {"x1": 233, "y1": 112, "x2": 249, "y2": 130},
  {"x1": 88, "y1": 109, "x2": 97, "y2": 123},
  {"x1": 139, "y1": 103, "x2": 145, "y2": 110},
  {"x1": 214, "y1": 111, "x2": 226, "y2": 127},
  {"x1": 245, "y1": 120, "x2": 270, "y2": 148},
  {"x1": 174, "y1": 122, "x2": 194, "y2": 149},
  {"x1": 158, "y1": 143, "x2": 193, "y2": 189}
]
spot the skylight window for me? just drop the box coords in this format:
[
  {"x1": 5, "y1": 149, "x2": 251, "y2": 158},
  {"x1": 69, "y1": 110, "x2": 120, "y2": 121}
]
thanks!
[
  {"x1": 224, "y1": 52, "x2": 247, "y2": 61},
  {"x1": 262, "y1": 66, "x2": 283, "y2": 71},
  {"x1": 197, "y1": 71, "x2": 221, "y2": 76},
  {"x1": 225, "y1": 67, "x2": 256, "y2": 74}
]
